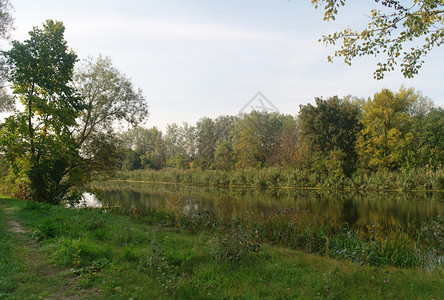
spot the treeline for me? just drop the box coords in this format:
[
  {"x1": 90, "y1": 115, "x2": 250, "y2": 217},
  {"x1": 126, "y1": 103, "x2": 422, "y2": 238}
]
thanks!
[{"x1": 114, "y1": 86, "x2": 443, "y2": 185}]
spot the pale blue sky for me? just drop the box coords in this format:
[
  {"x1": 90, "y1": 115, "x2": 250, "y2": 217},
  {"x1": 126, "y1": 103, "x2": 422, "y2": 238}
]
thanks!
[{"x1": 6, "y1": 0, "x2": 444, "y2": 129}]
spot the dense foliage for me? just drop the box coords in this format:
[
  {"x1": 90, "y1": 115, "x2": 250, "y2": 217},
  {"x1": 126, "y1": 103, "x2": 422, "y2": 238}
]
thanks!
[
  {"x1": 117, "y1": 86, "x2": 443, "y2": 183},
  {"x1": 0, "y1": 21, "x2": 148, "y2": 203}
]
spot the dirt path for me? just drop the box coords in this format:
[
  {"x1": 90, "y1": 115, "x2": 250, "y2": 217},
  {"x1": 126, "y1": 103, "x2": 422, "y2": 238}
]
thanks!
[
  {"x1": 0, "y1": 205, "x2": 86, "y2": 299},
  {"x1": 4, "y1": 210, "x2": 28, "y2": 234}
]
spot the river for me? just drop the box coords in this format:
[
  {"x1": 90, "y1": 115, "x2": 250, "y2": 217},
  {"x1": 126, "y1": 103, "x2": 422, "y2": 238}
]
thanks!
[{"x1": 88, "y1": 180, "x2": 443, "y2": 231}]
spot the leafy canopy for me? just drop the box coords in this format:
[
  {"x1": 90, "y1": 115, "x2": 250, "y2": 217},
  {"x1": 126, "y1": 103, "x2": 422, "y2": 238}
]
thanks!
[
  {"x1": 312, "y1": 0, "x2": 444, "y2": 79},
  {"x1": 1, "y1": 20, "x2": 84, "y2": 203}
]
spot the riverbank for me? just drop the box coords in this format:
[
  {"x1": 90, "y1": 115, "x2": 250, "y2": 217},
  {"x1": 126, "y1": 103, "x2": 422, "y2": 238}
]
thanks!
[
  {"x1": 1, "y1": 196, "x2": 443, "y2": 299},
  {"x1": 114, "y1": 167, "x2": 444, "y2": 191}
]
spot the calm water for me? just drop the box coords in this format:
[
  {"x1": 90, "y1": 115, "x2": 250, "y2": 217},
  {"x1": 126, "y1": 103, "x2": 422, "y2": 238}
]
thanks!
[{"x1": 91, "y1": 181, "x2": 444, "y2": 230}]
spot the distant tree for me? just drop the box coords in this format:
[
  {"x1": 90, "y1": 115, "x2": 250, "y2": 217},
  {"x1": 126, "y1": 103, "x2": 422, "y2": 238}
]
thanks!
[
  {"x1": 0, "y1": 0, "x2": 13, "y2": 39},
  {"x1": 181, "y1": 122, "x2": 197, "y2": 163},
  {"x1": 298, "y1": 96, "x2": 361, "y2": 175},
  {"x1": 313, "y1": 0, "x2": 444, "y2": 79},
  {"x1": 269, "y1": 115, "x2": 299, "y2": 167},
  {"x1": 196, "y1": 117, "x2": 217, "y2": 169},
  {"x1": 415, "y1": 107, "x2": 444, "y2": 167},
  {"x1": 119, "y1": 126, "x2": 163, "y2": 170},
  {"x1": 232, "y1": 112, "x2": 285, "y2": 168},
  {"x1": 234, "y1": 127, "x2": 263, "y2": 168},
  {"x1": 356, "y1": 87, "x2": 415, "y2": 170},
  {"x1": 214, "y1": 140, "x2": 234, "y2": 170},
  {"x1": 214, "y1": 115, "x2": 237, "y2": 141},
  {"x1": 139, "y1": 127, "x2": 164, "y2": 170},
  {"x1": 163, "y1": 123, "x2": 189, "y2": 168}
]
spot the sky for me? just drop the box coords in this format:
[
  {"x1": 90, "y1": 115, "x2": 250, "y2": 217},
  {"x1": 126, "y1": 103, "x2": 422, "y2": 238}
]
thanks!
[{"x1": 4, "y1": 0, "x2": 444, "y2": 130}]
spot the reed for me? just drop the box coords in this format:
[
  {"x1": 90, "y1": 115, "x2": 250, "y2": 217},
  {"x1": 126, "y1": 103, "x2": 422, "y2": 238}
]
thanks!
[{"x1": 114, "y1": 166, "x2": 444, "y2": 191}]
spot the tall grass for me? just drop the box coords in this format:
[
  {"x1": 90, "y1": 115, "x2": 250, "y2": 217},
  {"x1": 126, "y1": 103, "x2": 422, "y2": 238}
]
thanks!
[{"x1": 114, "y1": 166, "x2": 444, "y2": 191}]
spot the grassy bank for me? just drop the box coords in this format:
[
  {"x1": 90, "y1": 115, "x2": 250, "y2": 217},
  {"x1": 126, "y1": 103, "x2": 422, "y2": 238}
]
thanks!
[
  {"x1": 1, "y1": 196, "x2": 443, "y2": 299},
  {"x1": 114, "y1": 167, "x2": 444, "y2": 191}
]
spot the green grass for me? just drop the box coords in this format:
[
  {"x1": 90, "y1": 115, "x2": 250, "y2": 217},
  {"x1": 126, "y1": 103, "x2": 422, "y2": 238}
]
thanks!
[
  {"x1": 0, "y1": 206, "x2": 22, "y2": 297},
  {"x1": 1, "y1": 196, "x2": 443, "y2": 299}
]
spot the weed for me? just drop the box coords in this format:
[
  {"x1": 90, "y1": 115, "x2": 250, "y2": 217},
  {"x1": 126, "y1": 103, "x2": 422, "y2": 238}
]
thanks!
[
  {"x1": 23, "y1": 200, "x2": 52, "y2": 211},
  {"x1": 121, "y1": 245, "x2": 142, "y2": 262},
  {"x1": 86, "y1": 215, "x2": 106, "y2": 231},
  {"x1": 72, "y1": 258, "x2": 110, "y2": 288},
  {"x1": 114, "y1": 226, "x2": 134, "y2": 246},
  {"x1": 211, "y1": 225, "x2": 260, "y2": 262},
  {"x1": 32, "y1": 218, "x2": 59, "y2": 240},
  {"x1": 180, "y1": 209, "x2": 218, "y2": 233},
  {"x1": 52, "y1": 237, "x2": 111, "y2": 267},
  {"x1": 138, "y1": 239, "x2": 184, "y2": 293},
  {"x1": 420, "y1": 215, "x2": 444, "y2": 252}
]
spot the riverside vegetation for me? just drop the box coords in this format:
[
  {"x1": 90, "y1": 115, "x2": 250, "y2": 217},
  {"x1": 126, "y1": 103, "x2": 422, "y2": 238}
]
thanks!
[
  {"x1": 1, "y1": 196, "x2": 443, "y2": 299},
  {"x1": 114, "y1": 166, "x2": 444, "y2": 191}
]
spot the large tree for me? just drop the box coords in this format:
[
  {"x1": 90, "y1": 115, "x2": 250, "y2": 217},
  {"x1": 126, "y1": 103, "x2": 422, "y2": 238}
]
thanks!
[
  {"x1": 1, "y1": 20, "x2": 84, "y2": 203},
  {"x1": 356, "y1": 87, "x2": 415, "y2": 170},
  {"x1": 73, "y1": 56, "x2": 149, "y2": 175},
  {"x1": 73, "y1": 55, "x2": 148, "y2": 143},
  {"x1": 313, "y1": 0, "x2": 444, "y2": 79},
  {"x1": 1, "y1": 21, "x2": 149, "y2": 203}
]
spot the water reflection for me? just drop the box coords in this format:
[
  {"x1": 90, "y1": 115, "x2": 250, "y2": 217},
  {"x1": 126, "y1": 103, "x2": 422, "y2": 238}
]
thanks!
[
  {"x1": 92, "y1": 181, "x2": 443, "y2": 230},
  {"x1": 78, "y1": 192, "x2": 102, "y2": 208}
]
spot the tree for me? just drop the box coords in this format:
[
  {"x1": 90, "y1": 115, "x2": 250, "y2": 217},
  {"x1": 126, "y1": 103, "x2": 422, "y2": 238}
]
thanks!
[
  {"x1": 268, "y1": 115, "x2": 299, "y2": 167},
  {"x1": 73, "y1": 56, "x2": 149, "y2": 174},
  {"x1": 196, "y1": 117, "x2": 217, "y2": 169},
  {"x1": 181, "y1": 122, "x2": 197, "y2": 163},
  {"x1": 0, "y1": 0, "x2": 13, "y2": 39},
  {"x1": 313, "y1": 0, "x2": 444, "y2": 79},
  {"x1": 232, "y1": 112, "x2": 286, "y2": 168},
  {"x1": 214, "y1": 140, "x2": 234, "y2": 170},
  {"x1": 140, "y1": 127, "x2": 164, "y2": 170},
  {"x1": 0, "y1": 0, "x2": 14, "y2": 112},
  {"x1": 415, "y1": 107, "x2": 444, "y2": 167},
  {"x1": 298, "y1": 96, "x2": 362, "y2": 175},
  {"x1": 1, "y1": 21, "x2": 149, "y2": 203},
  {"x1": 119, "y1": 126, "x2": 163, "y2": 170},
  {"x1": 234, "y1": 127, "x2": 263, "y2": 168},
  {"x1": 1, "y1": 20, "x2": 84, "y2": 203},
  {"x1": 356, "y1": 87, "x2": 414, "y2": 170},
  {"x1": 73, "y1": 55, "x2": 148, "y2": 143},
  {"x1": 195, "y1": 115, "x2": 236, "y2": 169},
  {"x1": 164, "y1": 123, "x2": 189, "y2": 168}
]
